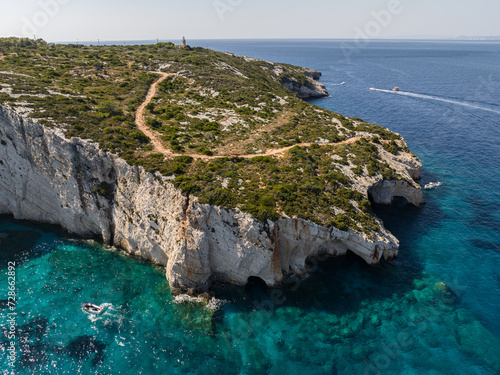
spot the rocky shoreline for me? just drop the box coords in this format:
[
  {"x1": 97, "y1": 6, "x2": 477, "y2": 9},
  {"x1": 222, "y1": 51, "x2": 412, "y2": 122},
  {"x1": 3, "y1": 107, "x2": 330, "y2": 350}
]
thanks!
[
  {"x1": 280, "y1": 69, "x2": 329, "y2": 98},
  {"x1": 0, "y1": 105, "x2": 423, "y2": 295}
]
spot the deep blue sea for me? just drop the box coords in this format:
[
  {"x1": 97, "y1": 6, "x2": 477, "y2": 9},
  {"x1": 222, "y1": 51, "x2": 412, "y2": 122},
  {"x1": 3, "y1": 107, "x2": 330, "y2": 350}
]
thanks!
[{"x1": 2, "y1": 40, "x2": 500, "y2": 374}]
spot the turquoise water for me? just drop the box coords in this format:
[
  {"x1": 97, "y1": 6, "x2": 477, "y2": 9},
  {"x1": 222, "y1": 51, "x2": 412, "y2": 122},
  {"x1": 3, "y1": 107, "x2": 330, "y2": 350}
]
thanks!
[{"x1": 2, "y1": 40, "x2": 500, "y2": 374}]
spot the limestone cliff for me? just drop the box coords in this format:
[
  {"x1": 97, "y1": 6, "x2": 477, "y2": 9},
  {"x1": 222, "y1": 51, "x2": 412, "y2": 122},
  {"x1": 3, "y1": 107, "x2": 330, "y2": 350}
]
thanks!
[
  {"x1": 302, "y1": 70, "x2": 322, "y2": 80},
  {"x1": 280, "y1": 71, "x2": 329, "y2": 99},
  {"x1": 0, "y1": 105, "x2": 421, "y2": 295}
]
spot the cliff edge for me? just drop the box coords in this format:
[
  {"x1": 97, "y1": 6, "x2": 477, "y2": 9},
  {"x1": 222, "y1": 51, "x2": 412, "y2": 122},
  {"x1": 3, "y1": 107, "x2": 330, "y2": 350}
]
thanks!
[{"x1": 0, "y1": 105, "x2": 422, "y2": 294}]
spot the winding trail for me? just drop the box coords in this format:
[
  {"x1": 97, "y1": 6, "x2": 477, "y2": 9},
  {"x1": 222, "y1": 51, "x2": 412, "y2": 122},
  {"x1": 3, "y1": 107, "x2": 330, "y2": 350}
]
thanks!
[
  {"x1": 136, "y1": 72, "x2": 362, "y2": 160},
  {"x1": 135, "y1": 72, "x2": 173, "y2": 155}
]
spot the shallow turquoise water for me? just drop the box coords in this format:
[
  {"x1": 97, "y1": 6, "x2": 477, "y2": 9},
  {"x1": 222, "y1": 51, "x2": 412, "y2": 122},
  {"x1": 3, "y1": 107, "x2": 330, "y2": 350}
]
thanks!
[
  {"x1": 2, "y1": 40, "x2": 500, "y2": 374},
  {"x1": 1, "y1": 217, "x2": 499, "y2": 374}
]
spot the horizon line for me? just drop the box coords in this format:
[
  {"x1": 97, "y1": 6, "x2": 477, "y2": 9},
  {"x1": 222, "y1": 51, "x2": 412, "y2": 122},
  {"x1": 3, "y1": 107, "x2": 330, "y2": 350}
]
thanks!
[{"x1": 46, "y1": 36, "x2": 500, "y2": 44}]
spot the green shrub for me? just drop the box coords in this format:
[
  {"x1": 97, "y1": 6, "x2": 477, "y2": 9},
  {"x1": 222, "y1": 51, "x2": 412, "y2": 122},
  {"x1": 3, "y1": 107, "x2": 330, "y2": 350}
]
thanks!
[
  {"x1": 383, "y1": 140, "x2": 399, "y2": 155},
  {"x1": 130, "y1": 132, "x2": 149, "y2": 143},
  {"x1": 359, "y1": 199, "x2": 372, "y2": 213},
  {"x1": 146, "y1": 118, "x2": 161, "y2": 128},
  {"x1": 352, "y1": 166, "x2": 363, "y2": 176},
  {"x1": 235, "y1": 107, "x2": 256, "y2": 115},
  {"x1": 204, "y1": 188, "x2": 236, "y2": 207},
  {"x1": 97, "y1": 100, "x2": 122, "y2": 117},
  {"x1": 332, "y1": 214, "x2": 350, "y2": 231},
  {"x1": 251, "y1": 156, "x2": 276, "y2": 164},
  {"x1": 92, "y1": 181, "x2": 115, "y2": 201},
  {"x1": 174, "y1": 156, "x2": 194, "y2": 164}
]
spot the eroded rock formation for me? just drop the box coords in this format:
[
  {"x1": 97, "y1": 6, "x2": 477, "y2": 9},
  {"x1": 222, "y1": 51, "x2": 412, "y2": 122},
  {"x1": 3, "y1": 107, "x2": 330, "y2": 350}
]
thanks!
[{"x1": 0, "y1": 105, "x2": 421, "y2": 294}]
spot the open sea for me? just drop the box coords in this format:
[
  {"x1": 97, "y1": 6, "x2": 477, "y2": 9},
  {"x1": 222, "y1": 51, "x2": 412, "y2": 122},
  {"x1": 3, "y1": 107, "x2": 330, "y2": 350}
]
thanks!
[{"x1": 1, "y1": 39, "x2": 500, "y2": 374}]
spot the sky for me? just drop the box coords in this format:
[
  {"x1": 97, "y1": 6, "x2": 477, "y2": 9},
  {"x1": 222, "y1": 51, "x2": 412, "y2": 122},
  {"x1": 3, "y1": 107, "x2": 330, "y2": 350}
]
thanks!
[{"x1": 0, "y1": 0, "x2": 499, "y2": 42}]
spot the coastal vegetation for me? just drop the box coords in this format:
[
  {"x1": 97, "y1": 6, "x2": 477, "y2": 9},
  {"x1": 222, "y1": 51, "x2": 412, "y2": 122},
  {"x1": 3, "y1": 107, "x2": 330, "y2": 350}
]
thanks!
[{"x1": 0, "y1": 37, "x2": 415, "y2": 235}]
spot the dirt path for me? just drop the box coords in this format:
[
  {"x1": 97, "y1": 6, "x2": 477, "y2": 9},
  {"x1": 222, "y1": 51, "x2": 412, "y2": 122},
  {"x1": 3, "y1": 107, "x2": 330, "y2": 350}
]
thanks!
[
  {"x1": 135, "y1": 72, "x2": 175, "y2": 156},
  {"x1": 176, "y1": 136, "x2": 363, "y2": 161},
  {"x1": 194, "y1": 137, "x2": 362, "y2": 160},
  {"x1": 136, "y1": 72, "x2": 361, "y2": 160}
]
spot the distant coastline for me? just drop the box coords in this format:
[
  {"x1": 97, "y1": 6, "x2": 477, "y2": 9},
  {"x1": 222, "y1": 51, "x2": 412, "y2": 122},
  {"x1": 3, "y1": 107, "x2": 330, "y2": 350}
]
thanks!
[{"x1": 55, "y1": 37, "x2": 500, "y2": 46}]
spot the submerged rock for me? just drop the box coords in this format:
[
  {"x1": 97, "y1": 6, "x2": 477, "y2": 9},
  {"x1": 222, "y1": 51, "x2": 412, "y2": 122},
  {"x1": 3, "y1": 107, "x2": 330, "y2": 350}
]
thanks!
[
  {"x1": 64, "y1": 335, "x2": 106, "y2": 366},
  {"x1": 172, "y1": 294, "x2": 219, "y2": 334},
  {"x1": 456, "y1": 320, "x2": 500, "y2": 372}
]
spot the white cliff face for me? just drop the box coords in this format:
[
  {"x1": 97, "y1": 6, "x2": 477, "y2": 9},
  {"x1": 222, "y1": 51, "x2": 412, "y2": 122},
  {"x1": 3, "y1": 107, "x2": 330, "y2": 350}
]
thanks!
[
  {"x1": 0, "y1": 105, "x2": 418, "y2": 294},
  {"x1": 274, "y1": 218, "x2": 398, "y2": 272},
  {"x1": 301, "y1": 70, "x2": 322, "y2": 80},
  {"x1": 280, "y1": 75, "x2": 329, "y2": 99},
  {"x1": 368, "y1": 180, "x2": 423, "y2": 206},
  {"x1": 344, "y1": 139, "x2": 425, "y2": 207},
  {"x1": 370, "y1": 144, "x2": 424, "y2": 206}
]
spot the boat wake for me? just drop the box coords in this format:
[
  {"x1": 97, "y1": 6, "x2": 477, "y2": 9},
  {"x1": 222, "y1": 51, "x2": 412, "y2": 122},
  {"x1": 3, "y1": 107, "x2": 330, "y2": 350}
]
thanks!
[
  {"x1": 85, "y1": 303, "x2": 118, "y2": 322},
  {"x1": 371, "y1": 88, "x2": 500, "y2": 115}
]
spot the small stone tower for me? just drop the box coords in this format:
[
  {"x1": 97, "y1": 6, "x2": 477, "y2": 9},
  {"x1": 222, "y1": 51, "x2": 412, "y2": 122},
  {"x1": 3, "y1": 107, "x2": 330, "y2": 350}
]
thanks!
[{"x1": 182, "y1": 37, "x2": 186, "y2": 48}]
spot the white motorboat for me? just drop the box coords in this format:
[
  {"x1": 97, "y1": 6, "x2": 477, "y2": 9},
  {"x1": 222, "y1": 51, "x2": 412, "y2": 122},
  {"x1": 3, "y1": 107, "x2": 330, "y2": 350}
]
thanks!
[
  {"x1": 370, "y1": 87, "x2": 377, "y2": 91},
  {"x1": 81, "y1": 303, "x2": 104, "y2": 315},
  {"x1": 424, "y1": 182, "x2": 443, "y2": 190}
]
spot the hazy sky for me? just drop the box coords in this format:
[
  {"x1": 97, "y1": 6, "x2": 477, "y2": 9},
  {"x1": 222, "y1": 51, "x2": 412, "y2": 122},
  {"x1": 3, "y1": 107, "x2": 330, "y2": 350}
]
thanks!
[{"x1": 0, "y1": 0, "x2": 499, "y2": 42}]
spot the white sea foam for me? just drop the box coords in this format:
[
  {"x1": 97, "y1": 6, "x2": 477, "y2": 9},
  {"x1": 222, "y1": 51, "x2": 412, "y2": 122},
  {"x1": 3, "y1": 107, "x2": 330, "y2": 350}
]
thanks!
[
  {"x1": 115, "y1": 336, "x2": 126, "y2": 347},
  {"x1": 173, "y1": 294, "x2": 224, "y2": 311},
  {"x1": 373, "y1": 89, "x2": 500, "y2": 115}
]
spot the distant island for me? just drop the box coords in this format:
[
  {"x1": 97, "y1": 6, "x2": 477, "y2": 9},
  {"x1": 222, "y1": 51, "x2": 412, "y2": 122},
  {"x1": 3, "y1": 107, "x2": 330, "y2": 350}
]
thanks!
[
  {"x1": 0, "y1": 37, "x2": 423, "y2": 295},
  {"x1": 454, "y1": 36, "x2": 500, "y2": 40}
]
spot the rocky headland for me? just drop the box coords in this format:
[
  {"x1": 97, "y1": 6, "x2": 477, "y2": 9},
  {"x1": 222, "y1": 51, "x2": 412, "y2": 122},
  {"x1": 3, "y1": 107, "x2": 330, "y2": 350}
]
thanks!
[
  {"x1": 0, "y1": 104, "x2": 423, "y2": 295},
  {"x1": 0, "y1": 39, "x2": 424, "y2": 295}
]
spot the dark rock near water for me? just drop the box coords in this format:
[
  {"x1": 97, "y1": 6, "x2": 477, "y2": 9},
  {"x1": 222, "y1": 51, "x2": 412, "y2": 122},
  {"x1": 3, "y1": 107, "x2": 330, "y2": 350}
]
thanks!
[
  {"x1": 467, "y1": 238, "x2": 500, "y2": 252},
  {"x1": 19, "y1": 343, "x2": 50, "y2": 368},
  {"x1": 65, "y1": 335, "x2": 106, "y2": 366},
  {"x1": 17, "y1": 317, "x2": 49, "y2": 342},
  {"x1": 302, "y1": 70, "x2": 322, "y2": 80},
  {"x1": 0, "y1": 230, "x2": 42, "y2": 265}
]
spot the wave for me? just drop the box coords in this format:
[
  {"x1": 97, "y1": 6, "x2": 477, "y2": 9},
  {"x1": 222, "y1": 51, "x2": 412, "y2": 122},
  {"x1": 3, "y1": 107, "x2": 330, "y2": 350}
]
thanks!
[
  {"x1": 372, "y1": 89, "x2": 500, "y2": 115},
  {"x1": 174, "y1": 294, "x2": 224, "y2": 311}
]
